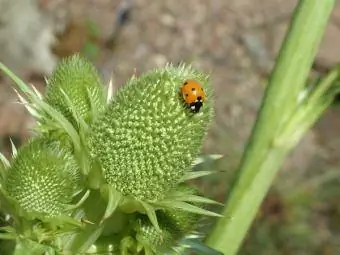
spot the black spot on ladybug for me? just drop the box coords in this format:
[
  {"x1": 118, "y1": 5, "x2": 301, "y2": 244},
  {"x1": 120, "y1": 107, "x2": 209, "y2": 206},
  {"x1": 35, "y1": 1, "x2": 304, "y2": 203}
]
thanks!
[
  {"x1": 185, "y1": 93, "x2": 189, "y2": 97},
  {"x1": 197, "y1": 96, "x2": 202, "y2": 101},
  {"x1": 183, "y1": 81, "x2": 188, "y2": 85},
  {"x1": 191, "y1": 88, "x2": 195, "y2": 91}
]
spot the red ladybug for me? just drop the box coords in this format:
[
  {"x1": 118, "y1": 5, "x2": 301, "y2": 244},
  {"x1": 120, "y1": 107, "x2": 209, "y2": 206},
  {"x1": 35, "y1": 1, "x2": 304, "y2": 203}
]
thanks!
[{"x1": 180, "y1": 80, "x2": 206, "y2": 113}]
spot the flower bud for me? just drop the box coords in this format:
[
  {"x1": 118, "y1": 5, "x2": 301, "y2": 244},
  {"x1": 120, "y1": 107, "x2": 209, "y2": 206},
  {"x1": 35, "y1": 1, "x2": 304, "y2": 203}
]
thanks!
[
  {"x1": 88, "y1": 64, "x2": 213, "y2": 201},
  {"x1": 135, "y1": 203, "x2": 200, "y2": 254},
  {"x1": 135, "y1": 215, "x2": 175, "y2": 253},
  {"x1": 4, "y1": 138, "x2": 79, "y2": 217},
  {"x1": 44, "y1": 54, "x2": 106, "y2": 127}
]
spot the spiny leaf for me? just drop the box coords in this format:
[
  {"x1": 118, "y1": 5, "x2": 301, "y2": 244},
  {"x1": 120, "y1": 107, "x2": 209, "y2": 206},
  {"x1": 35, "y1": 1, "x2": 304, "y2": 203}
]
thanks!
[
  {"x1": 165, "y1": 189, "x2": 222, "y2": 205},
  {"x1": 0, "y1": 61, "x2": 81, "y2": 150},
  {"x1": 100, "y1": 185, "x2": 122, "y2": 223},
  {"x1": 59, "y1": 88, "x2": 88, "y2": 130},
  {"x1": 9, "y1": 138, "x2": 17, "y2": 157},
  {"x1": 0, "y1": 153, "x2": 9, "y2": 182},
  {"x1": 172, "y1": 194, "x2": 223, "y2": 206},
  {"x1": 180, "y1": 239, "x2": 223, "y2": 255},
  {"x1": 0, "y1": 153, "x2": 9, "y2": 168},
  {"x1": 47, "y1": 215, "x2": 83, "y2": 229},
  {"x1": 154, "y1": 200, "x2": 222, "y2": 217},
  {"x1": 139, "y1": 200, "x2": 160, "y2": 232},
  {"x1": 30, "y1": 83, "x2": 43, "y2": 100},
  {"x1": 192, "y1": 154, "x2": 224, "y2": 166},
  {"x1": 65, "y1": 189, "x2": 91, "y2": 211},
  {"x1": 13, "y1": 90, "x2": 41, "y2": 118},
  {"x1": 180, "y1": 171, "x2": 216, "y2": 182}
]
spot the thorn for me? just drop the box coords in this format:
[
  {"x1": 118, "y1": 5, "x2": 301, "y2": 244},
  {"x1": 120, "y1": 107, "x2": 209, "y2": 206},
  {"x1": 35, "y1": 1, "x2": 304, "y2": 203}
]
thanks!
[
  {"x1": 81, "y1": 218, "x2": 95, "y2": 225},
  {"x1": 107, "y1": 76, "x2": 115, "y2": 103},
  {"x1": 29, "y1": 83, "x2": 43, "y2": 100},
  {"x1": 9, "y1": 138, "x2": 17, "y2": 157}
]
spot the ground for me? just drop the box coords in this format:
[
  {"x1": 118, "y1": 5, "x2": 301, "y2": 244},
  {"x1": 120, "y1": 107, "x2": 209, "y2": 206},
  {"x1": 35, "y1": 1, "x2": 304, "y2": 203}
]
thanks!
[{"x1": 1, "y1": 0, "x2": 340, "y2": 254}]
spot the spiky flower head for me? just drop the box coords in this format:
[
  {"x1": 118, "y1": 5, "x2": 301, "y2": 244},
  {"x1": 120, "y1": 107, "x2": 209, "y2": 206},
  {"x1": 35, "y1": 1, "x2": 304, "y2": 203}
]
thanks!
[
  {"x1": 44, "y1": 54, "x2": 106, "y2": 128},
  {"x1": 135, "y1": 201, "x2": 201, "y2": 254},
  {"x1": 135, "y1": 214, "x2": 176, "y2": 253},
  {"x1": 4, "y1": 138, "x2": 79, "y2": 218},
  {"x1": 162, "y1": 184, "x2": 202, "y2": 233},
  {"x1": 88, "y1": 64, "x2": 213, "y2": 201}
]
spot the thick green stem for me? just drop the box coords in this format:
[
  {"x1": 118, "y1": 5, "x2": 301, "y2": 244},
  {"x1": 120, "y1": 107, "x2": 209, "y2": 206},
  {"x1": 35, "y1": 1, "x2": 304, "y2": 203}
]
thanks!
[{"x1": 206, "y1": 1, "x2": 336, "y2": 254}]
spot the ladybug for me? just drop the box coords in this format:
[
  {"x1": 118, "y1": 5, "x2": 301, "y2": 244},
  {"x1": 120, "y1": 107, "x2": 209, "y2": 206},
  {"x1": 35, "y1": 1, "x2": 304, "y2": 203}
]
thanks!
[{"x1": 180, "y1": 79, "x2": 206, "y2": 113}]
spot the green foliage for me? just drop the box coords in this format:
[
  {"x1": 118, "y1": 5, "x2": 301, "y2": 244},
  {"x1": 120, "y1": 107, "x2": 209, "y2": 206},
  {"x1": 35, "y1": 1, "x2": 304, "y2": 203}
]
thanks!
[{"x1": 0, "y1": 55, "x2": 222, "y2": 255}]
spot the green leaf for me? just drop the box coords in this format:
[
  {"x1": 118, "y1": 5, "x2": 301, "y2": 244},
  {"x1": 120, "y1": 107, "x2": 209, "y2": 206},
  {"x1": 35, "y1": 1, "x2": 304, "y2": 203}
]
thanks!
[
  {"x1": 63, "y1": 224, "x2": 105, "y2": 254},
  {"x1": 155, "y1": 200, "x2": 222, "y2": 217},
  {"x1": 41, "y1": 214, "x2": 83, "y2": 232},
  {"x1": 139, "y1": 200, "x2": 160, "y2": 232},
  {"x1": 181, "y1": 239, "x2": 223, "y2": 255},
  {"x1": 86, "y1": 159, "x2": 104, "y2": 189},
  {"x1": 120, "y1": 236, "x2": 136, "y2": 255},
  {"x1": 13, "y1": 239, "x2": 52, "y2": 255},
  {"x1": 173, "y1": 194, "x2": 223, "y2": 206},
  {"x1": 0, "y1": 61, "x2": 81, "y2": 151},
  {"x1": 66, "y1": 190, "x2": 91, "y2": 211},
  {"x1": 165, "y1": 189, "x2": 222, "y2": 205},
  {"x1": 0, "y1": 233, "x2": 16, "y2": 240},
  {"x1": 0, "y1": 152, "x2": 10, "y2": 168},
  {"x1": 9, "y1": 138, "x2": 18, "y2": 158},
  {"x1": 192, "y1": 154, "x2": 223, "y2": 166},
  {"x1": 0, "y1": 225, "x2": 16, "y2": 234},
  {"x1": 59, "y1": 88, "x2": 88, "y2": 131},
  {"x1": 100, "y1": 185, "x2": 122, "y2": 223},
  {"x1": 180, "y1": 171, "x2": 215, "y2": 182}
]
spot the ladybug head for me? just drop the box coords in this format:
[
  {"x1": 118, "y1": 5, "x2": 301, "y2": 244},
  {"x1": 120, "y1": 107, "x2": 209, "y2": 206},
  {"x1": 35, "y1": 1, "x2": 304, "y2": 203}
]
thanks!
[{"x1": 190, "y1": 101, "x2": 203, "y2": 113}]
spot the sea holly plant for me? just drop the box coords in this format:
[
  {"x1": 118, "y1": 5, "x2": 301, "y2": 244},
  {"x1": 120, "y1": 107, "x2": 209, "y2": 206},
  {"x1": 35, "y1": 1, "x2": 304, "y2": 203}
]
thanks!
[{"x1": 0, "y1": 55, "x2": 223, "y2": 255}]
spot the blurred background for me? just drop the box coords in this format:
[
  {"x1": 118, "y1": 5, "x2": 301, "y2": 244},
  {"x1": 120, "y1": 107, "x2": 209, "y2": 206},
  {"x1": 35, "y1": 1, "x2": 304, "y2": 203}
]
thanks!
[{"x1": 1, "y1": 0, "x2": 340, "y2": 254}]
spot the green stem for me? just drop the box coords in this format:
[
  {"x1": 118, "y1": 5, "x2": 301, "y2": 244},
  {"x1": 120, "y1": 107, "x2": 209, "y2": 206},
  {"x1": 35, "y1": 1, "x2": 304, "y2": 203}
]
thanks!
[{"x1": 206, "y1": 1, "x2": 336, "y2": 254}]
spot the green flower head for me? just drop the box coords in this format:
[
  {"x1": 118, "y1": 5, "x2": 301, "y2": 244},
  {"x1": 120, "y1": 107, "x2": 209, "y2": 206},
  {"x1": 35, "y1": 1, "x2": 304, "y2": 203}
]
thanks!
[
  {"x1": 135, "y1": 203, "x2": 200, "y2": 254},
  {"x1": 44, "y1": 54, "x2": 106, "y2": 128},
  {"x1": 135, "y1": 214, "x2": 176, "y2": 253},
  {"x1": 88, "y1": 64, "x2": 214, "y2": 201},
  {"x1": 4, "y1": 138, "x2": 80, "y2": 218}
]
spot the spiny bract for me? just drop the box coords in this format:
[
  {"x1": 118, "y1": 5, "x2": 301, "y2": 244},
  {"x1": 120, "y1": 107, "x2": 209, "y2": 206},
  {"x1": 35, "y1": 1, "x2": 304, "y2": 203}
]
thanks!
[
  {"x1": 88, "y1": 64, "x2": 213, "y2": 201},
  {"x1": 4, "y1": 138, "x2": 79, "y2": 217},
  {"x1": 135, "y1": 204, "x2": 200, "y2": 254},
  {"x1": 44, "y1": 54, "x2": 106, "y2": 128},
  {"x1": 135, "y1": 215, "x2": 175, "y2": 253},
  {"x1": 162, "y1": 184, "x2": 202, "y2": 234}
]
